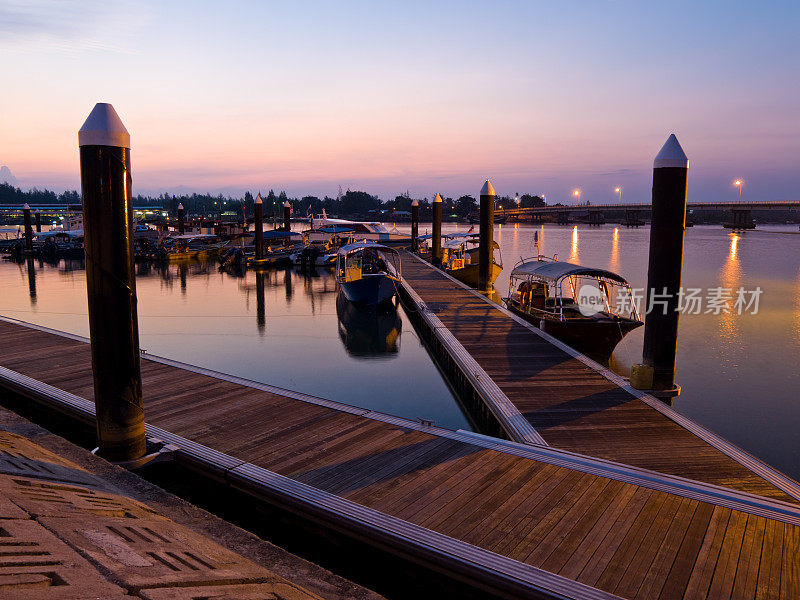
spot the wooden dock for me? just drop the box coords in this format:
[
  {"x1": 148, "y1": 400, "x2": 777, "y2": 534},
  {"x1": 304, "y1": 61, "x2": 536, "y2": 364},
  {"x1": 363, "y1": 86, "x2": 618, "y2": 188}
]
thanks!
[
  {"x1": 1, "y1": 314, "x2": 800, "y2": 599},
  {"x1": 399, "y1": 252, "x2": 800, "y2": 505}
]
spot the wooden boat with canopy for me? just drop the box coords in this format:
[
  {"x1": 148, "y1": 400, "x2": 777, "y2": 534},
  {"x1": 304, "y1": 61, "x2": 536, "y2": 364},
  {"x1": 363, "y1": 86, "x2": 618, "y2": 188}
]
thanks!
[{"x1": 503, "y1": 256, "x2": 642, "y2": 362}]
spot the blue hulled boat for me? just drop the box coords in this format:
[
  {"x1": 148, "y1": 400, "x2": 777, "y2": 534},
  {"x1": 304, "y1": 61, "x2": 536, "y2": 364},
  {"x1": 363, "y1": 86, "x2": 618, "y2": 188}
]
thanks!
[{"x1": 335, "y1": 242, "x2": 402, "y2": 306}]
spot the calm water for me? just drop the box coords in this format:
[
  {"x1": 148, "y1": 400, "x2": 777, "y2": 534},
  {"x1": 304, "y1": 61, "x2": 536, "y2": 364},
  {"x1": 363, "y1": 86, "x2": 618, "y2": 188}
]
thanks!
[
  {"x1": 0, "y1": 254, "x2": 472, "y2": 431},
  {"x1": 2, "y1": 223, "x2": 800, "y2": 480}
]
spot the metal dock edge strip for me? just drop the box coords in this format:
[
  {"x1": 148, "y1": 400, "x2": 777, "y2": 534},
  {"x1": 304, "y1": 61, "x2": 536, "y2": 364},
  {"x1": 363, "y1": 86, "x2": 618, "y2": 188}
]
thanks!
[
  {"x1": 404, "y1": 253, "x2": 800, "y2": 503},
  {"x1": 397, "y1": 280, "x2": 548, "y2": 446}
]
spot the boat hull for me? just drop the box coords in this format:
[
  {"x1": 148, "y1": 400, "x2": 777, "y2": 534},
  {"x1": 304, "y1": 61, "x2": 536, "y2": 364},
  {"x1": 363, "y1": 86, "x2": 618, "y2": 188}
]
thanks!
[
  {"x1": 339, "y1": 275, "x2": 397, "y2": 306},
  {"x1": 446, "y1": 261, "x2": 502, "y2": 289},
  {"x1": 507, "y1": 303, "x2": 642, "y2": 363}
]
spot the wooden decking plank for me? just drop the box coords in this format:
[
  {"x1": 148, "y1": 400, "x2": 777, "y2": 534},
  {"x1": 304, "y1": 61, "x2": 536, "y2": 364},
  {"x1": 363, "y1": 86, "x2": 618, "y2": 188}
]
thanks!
[
  {"x1": 494, "y1": 470, "x2": 597, "y2": 558},
  {"x1": 753, "y1": 518, "x2": 783, "y2": 600},
  {"x1": 778, "y1": 524, "x2": 799, "y2": 600},
  {"x1": 656, "y1": 501, "x2": 716, "y2": 600},
  {"x1": 629, "y1": 497, "x2": 698, "y2": 600},
  {"x1": 596, "y1": 492, "x2": 683, "y2": 593},
  {"x1": 705, "y1": 510, "x2": 750, "y2": 600},
  {"x1": 522, "y1": 477, "x2": 617, "y2": 566},
  {"x1": 432, "y1": 454, "x2": 548, "y2": 540},
  {"x1": 575, "y1": 487, "x2": 657, "y2": 586},
  {"x1": 555, "y1": 483, "x2": 643, "y2": 580},
  {"x1": 346, "y1": 438, "x2": 472, "y2": 507},
  {"x1": 413, "y1": 453, "x2": 525, "y2": 531},
  {"x1": 731, "y1": 514, "x2": 768, "y2": 599}
]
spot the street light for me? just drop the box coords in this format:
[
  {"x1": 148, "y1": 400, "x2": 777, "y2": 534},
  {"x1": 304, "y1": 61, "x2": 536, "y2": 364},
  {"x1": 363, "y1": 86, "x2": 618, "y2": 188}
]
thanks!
[
  {"x1": 615, "y1": 187, "x2": 622, "y2": 204},
  {"x1": 733, "y1": 179, "x2": 743, "y2": 202},
  {"x1": 573, "y1": 189, "x2": 581, "y2": 205},
  {"x1": 515, "y1": 193, "x2": 520, "y2": 206}
]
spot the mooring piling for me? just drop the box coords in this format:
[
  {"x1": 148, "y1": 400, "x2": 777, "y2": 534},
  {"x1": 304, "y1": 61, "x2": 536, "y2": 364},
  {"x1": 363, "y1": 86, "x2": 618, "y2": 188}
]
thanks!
[
  {"x1": 411, "y1": 199, "x2": 419, "y2": 251},
  {"x1": 479, "y1": 180, "x2": 495, "y2": 293},
  {"x1": 22, "y1": 204, "x2": 33, "y2": 253},
  {"x1": 254, "y1": 194, "x2": 264, "y2": 260},
  {"x1": 283, "y1": 200, "x2": 291, "y2": 232},
  {"x1": 34, "y1": 209, "x2": 41, "y2": 233},
  {"x1": 79, "y1": 102, "x2": 147, "y2": 462},
  {"x1": 642, "y1": 133, "x2": 689, "y2": 393},
  {"x1": 177, "y1": 203, "x2": 185, "y2": 234},
  {"x1": 432, "y1": 193, "x2": 443, "y2": 266}
]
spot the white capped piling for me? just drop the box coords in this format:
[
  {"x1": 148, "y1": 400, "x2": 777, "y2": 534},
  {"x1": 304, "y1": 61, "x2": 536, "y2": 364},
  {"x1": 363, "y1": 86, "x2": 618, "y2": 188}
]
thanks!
[
  {"x1": 642, "y1": 134, "x2": 689, "y2": 392},
  {"x1": 283, "y1": 200, "x2": 291, "y2": 232},
  {"x1": 411, "y1": 199, "x2": 419, "y2": 251},
  {"x1": 479, "y1": 180, "x2": 495, "y2": 293},
  {"x1": 79, "y1": 102, "x2": 146, "y2": 461},
  {"x1": 177, "y1": 203, "x2": 185, "y2": 235},
  {"x1": 432, "y1": 193, "x2": 443, "y2": 266},
  {"x1": 34, "y1": 209, "x2": 41, "y2": 233},
  {"x1": 254, "y1": 194, "x2": 264, "y2": 260},
  {"x1": 22, "y1": 204, "x2": 33, "y2": 253}
]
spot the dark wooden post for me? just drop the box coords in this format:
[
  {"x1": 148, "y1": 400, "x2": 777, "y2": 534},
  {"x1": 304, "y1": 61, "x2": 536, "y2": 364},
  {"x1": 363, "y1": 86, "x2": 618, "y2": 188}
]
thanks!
[
  {"x1": 479, "y1": 180, "x2": 495, "y2": 292},
  {"x1": 22, "y1": 204, "x2": 33, "y2": 253},
  {"x1": 177, "y1": 203, "x2": 185, "y2": 234},
  {"x1": 283, "y1": 201, "x2": 291, "y2": 232},
  {"x1": 643, "y1": 134, "x2": 689, "y2": 392},
  {"x1": 34, "y1": 209, "x2": 42, "y2": 233},
  {"x1": 79, "y1": 102, "x2": 146, "y2": 462},
  {"x1": 432, "y1": 193, "x2": 443, "y2": 266},
  {"x1": 411, "y1": 199, "x2": 419, "y2": 251},
  {"x1": 254, "y1": 194, "x2": 264, "y2": 260}
]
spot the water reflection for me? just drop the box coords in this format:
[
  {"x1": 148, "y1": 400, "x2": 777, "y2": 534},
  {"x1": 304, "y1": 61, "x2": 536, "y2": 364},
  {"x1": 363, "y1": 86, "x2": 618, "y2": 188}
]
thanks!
[
  {"x1": 718, "y1": 233, "x2": 744, "y2": 364},
  {"x1": 179, "y1": 263, "x2": 188, "y2": 295},
  {"x1": 794, "y1": 266, "x2": 800, "y2": 346},
  {"x1": 336, "y1": 294, "x2": 402, "y2": 358},
  {"x1": 609, "y1": 227, "x2": 620, "y2": 272},
  {"x1": 284, "y1": 269, "x2": 293, "y2": 302},
  {"x1": 569, "y1": 226, "x2": 579, "y2": 262},
  {"x1": 26, "y1": 258, "x2": 37, "y2": 305},
  {"x1": 255, "y1": 271, "x2": 266, "y2": 334}
]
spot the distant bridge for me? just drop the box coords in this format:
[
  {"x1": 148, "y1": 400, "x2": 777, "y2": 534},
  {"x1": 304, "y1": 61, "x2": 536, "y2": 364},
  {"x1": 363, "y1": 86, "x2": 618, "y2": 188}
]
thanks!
[{"x1": 490, "y1": 200, "x2": 800, "y2": 229}]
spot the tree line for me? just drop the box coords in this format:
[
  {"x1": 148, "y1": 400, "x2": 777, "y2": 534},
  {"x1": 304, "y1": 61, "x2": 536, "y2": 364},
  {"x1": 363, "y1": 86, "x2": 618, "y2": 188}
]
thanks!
[{"x1": 0, "y1": 183, "x2": 545, "y2": 219}]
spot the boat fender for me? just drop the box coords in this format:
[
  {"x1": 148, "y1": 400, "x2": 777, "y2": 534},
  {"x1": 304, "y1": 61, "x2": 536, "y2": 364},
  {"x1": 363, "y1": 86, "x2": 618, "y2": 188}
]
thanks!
[{"x1": 630, "y1": 363, "x2": 654, "y2": 390}]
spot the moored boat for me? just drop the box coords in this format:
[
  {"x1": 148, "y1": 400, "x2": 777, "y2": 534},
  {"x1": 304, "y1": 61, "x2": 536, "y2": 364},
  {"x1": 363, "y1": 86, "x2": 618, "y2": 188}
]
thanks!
[
  {"x1": 335, "y1": 242, "x2": 402, "y2": 306},
  {"x1": 503, "y1": 256, "x2": 642, "y2": 362},
  {"x1": 441, "y1": 233, "x2": 502, "y2": 289}
]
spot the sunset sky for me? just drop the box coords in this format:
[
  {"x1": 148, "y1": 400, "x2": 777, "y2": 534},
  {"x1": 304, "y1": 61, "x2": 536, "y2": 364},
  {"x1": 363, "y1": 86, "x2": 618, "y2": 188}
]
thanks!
[{"x1": 2, "y1": 0, "x2": 799, "y2": 203}]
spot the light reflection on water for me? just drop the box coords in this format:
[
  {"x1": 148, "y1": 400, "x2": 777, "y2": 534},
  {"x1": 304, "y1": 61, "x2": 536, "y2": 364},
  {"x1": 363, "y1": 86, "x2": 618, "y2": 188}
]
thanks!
[
  {"x1": 717, "y1": 234, "x2": 743, "y2": 368},
  {"x1": 0, "y1": 258, "x2": 472, "y2": 431}
]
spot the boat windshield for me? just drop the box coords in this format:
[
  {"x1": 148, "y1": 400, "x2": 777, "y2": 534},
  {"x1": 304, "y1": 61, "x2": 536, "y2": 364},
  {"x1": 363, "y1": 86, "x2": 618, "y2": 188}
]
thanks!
[{"x1": 337, "y1": 245, "x2": 401, "y2": 283}]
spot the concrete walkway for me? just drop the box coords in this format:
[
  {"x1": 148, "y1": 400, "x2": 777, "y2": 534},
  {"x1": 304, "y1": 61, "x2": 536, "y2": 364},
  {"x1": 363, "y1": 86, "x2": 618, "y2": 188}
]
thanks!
[{"x1": 0, "y1": 406, "x2": 383, "y2": 600}]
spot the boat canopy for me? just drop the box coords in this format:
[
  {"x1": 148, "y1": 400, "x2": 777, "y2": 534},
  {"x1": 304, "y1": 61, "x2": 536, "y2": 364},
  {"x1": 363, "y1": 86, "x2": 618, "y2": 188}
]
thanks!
[
  {"x1": 263, "y1": 230, "x2": 301, "y2": 239},
  {"x1": 172, "y1": 233, "x2": 218, "y2": 240},
  {"x1": 35, "y1": 230, "x2": 83, "y2": 238},
  {"x1": 443, "y1": 238, "x2": 498, "y2": 250},
  {"x1": 337, "y1": 242, "x2": 398, "y2": 256},
  {"x1": 511, "y1": 260, "x2": 628, "y2": 284},
  {"x1": 317, "y1": 226, "x2": 354, "y2": 233}
]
